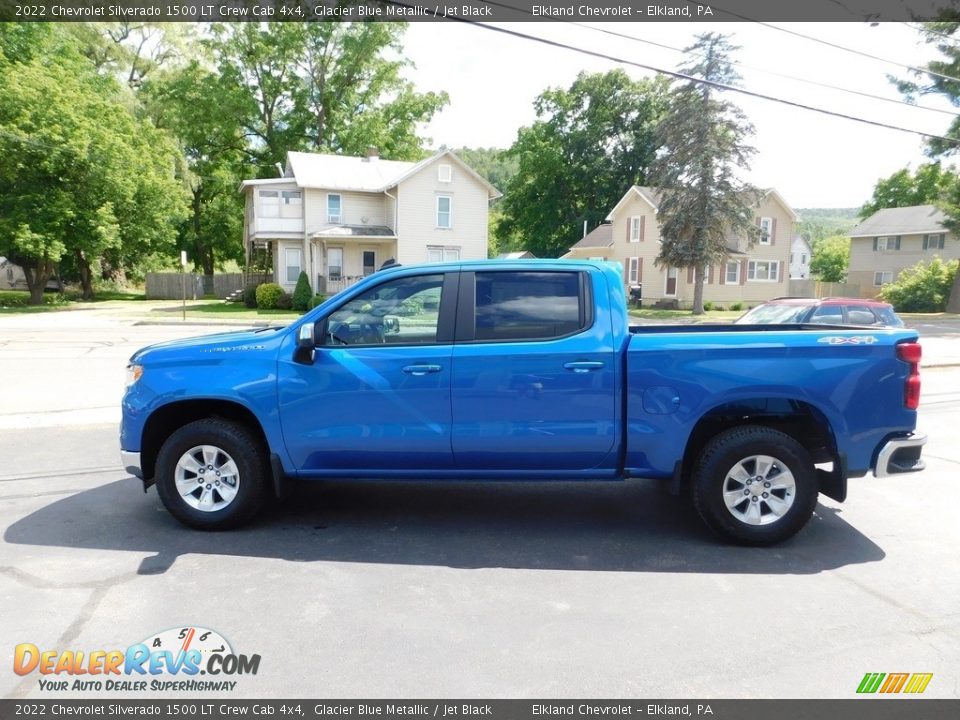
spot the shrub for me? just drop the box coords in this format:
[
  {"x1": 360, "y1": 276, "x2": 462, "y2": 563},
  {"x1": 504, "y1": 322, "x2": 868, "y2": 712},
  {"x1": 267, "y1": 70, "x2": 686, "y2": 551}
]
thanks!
[
  {"x1": 275, "y1": 292, "x2": 293, "y2": 310},
  {"x1": 309, "y1": 294, "x2": 327, "y2": 309},
  {"x1": 243, "y1": 286, "x2": 258, "y2": 309},
  {"x1": 880, "y1": 258, "x2": 958, "y2": 312},
  {"x1": 730, "y1": 302, "x2": 743, "y2": 311},
  {"x1": 714, "y1": 305, "x2": 725, "y2": 311},
  {"x1": 292, "y1": 271, "x2": 312, "y2": 312},
  {"x1": 397, "y1": 296, "x2": 424, "y2": 316},
  {"x1": 703, "y1": 301, "x2": 713, "y2": 311},
  {"x1": 255, "y1": 282, "x2": 284, "y2": 310}
]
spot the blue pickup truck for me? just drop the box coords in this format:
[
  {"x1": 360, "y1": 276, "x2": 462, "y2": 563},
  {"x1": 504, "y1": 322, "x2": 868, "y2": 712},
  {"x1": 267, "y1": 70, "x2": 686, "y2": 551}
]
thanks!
[{"x1": 120, "y1": 260, "x2": 925, "y2": 544}]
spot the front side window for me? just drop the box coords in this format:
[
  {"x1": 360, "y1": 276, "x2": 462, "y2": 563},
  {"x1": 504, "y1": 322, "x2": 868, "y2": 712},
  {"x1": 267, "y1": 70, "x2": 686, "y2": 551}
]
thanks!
[
  {"x1": 748, "y1": 260, "x2": 779, "y2": 282},
  {"x1": 323, "y1": 274, "x2": 444, "y2": 346},
  {"x1": 809, "y1": 305, "x2": 844, "y2": 324},
  {"x1": 436, "y1": 195, "x2": 452, "y2": 229},
  {"x1": 474, "y1": 271, "x2": 584, "y2": 342},
  {"x1": 327, "y1": 194, "x2": 342, "y2": 224}
]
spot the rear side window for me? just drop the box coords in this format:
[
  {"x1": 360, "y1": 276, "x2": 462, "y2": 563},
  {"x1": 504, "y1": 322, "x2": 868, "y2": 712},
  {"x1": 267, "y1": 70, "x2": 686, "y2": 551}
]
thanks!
[
  {"x1": 876, "y1": 307, "x2": 904, "y2": 327},
  {"x1": 809, "y1": 305, "x2": 844, "y2": 324},
  {"x1": 845, "y1": 306, "x2": 880, "y2": 325},
  {"x1": 473, "y1": 271, "x2": 585, "y2": 341}
]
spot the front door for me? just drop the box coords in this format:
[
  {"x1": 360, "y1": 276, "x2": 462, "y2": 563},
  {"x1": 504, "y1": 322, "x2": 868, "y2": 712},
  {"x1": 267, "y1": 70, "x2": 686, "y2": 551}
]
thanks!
[
  {"x1": 278, "y1": 271, "x2": 458, "y2": 472},
  {"x1": 450, "y1": 270, "x2": 617, "y2": 471}
]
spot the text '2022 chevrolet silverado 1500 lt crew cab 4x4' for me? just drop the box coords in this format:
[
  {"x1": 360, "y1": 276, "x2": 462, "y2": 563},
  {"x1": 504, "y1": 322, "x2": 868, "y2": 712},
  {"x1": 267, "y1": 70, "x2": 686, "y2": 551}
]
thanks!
[{"x1": 120, "y1": 260, "x2": 925, "y2": 545}]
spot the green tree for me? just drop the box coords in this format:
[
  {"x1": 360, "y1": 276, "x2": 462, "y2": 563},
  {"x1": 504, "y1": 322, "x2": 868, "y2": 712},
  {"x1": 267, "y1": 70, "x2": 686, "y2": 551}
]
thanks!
[
  {"x1": 497, "y1": 69, "x2": 669, "y2": 258},
  {"x1": 451, "y1": 146, "x2": 518, "y2": 193},
  {"x1": 0, "y1": 34, "x2": 187, "y2": 302},
  {"x1": 879, "y1": 258, "x2": 959, "y2": 312},
  {"x1": 859, "y1": 163, "x2": 957, "y2": 219},
  {"x1": 141, "y1": 61, "x2": 250, "y2": 276},
  {"x1": 292, "y1": 271, "x2": 312, "y2": 312},
  {"x1": 809, "y1": 235, "x2": 850, "y2": 283},
  {"x1": 893, "y1": 23, "x2": 960, "y2": 312},
  {"x1": 650, "y1": 33, "x2": 759, "y2": 315}
]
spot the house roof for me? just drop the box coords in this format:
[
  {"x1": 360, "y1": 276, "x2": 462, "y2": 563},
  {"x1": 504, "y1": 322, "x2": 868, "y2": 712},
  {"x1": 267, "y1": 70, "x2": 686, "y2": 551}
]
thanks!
[
  {"x1": 605, "y1": 185, "x2": 796, "y2": 221},
  {"x1": 849, "y1": 205, "x2": 948, "y2": 237},
  {"x1": 241, "y1": 149, "x2": 501, "y2": 199},
  {"x1": 496, "y1": 251, "x2": 537, "y2": 259},
  {"x1": 569, "y1": 223, "x2": 614, "y2": 249}
]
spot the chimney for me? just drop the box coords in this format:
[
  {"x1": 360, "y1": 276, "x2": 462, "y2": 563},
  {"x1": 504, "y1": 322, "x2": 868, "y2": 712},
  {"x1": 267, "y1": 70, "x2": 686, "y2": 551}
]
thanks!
[{"x1": 366, "y1": 146, "x2": 379, "y2": 162}]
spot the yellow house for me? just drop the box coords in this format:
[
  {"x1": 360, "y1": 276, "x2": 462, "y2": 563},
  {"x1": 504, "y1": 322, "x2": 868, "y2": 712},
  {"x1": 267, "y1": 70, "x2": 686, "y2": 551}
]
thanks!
[{"x1": 565, "y1": 186, "x2": 795, "y2": 308}]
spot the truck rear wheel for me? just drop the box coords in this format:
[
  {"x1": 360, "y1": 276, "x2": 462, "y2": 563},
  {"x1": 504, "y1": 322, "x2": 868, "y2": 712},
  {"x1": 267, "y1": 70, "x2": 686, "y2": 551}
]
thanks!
[
  {"x1": 155, "y1": 419, "x2": 267, "y2": 530},
  {"x1": 691, "y1": 425, "x2": 818, "y2": 545}
]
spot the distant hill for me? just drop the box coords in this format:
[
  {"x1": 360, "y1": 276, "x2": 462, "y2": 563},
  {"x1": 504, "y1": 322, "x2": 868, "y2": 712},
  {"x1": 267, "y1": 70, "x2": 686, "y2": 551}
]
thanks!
[{"x1": 794, "y1": 208, "x2": 859, "y2": 242}]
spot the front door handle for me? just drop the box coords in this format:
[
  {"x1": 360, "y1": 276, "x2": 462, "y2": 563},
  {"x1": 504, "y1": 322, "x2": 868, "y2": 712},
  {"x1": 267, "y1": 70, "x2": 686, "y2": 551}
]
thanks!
[
  {"x1": 563, "y1": 361, "x2": 604, "y2": 373},
  {"x1": 402, "y1": 364, "x2": 443, "y2": 376}
]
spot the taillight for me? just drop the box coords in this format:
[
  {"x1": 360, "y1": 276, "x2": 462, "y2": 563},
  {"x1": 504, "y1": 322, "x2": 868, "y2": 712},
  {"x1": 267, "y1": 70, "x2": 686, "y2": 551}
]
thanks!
[{"x1": 897, "y1": 341, "x2": 922, "y2": 410}]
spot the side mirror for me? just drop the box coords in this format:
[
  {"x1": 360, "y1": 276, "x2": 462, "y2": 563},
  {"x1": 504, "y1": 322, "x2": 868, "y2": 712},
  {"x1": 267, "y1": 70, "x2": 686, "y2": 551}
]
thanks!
[{"x1": 297, "y1": 323, "x2": 315, "y2": 350}]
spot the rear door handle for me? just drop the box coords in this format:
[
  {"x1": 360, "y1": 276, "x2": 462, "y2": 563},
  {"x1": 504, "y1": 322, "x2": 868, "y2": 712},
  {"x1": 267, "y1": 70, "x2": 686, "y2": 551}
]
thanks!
[
  {"x1": 402, "y1": 364, "x2": 443, "y2": 376},
  {"x1": 563, "y1": 361, "x2": 604, "y2": 373}
]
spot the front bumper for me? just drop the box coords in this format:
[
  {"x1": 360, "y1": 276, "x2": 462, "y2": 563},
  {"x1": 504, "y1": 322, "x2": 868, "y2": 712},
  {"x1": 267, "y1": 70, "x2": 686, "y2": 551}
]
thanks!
[
  {"x1": 874, "y1": 433, "x2": 927, "y2": 478},
  {"x1": 121, "y1": 450, "x2": 143, "y2": 479}
]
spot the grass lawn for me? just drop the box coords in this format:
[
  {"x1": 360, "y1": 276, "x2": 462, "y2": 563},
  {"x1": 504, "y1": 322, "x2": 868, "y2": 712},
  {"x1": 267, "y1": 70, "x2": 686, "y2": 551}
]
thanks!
[
  {"x1": 161, "y1": 301, "x2": 301, "y2": 321},
  {"x1": 0, "y1": 289, "x2": 145, "y2": 311}
]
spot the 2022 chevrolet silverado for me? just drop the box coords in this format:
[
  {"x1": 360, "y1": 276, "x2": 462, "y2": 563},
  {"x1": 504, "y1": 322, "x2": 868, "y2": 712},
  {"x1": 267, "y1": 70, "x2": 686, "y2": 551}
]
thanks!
[{"x1": 120, "y1": 260, "x2": 925, "y2": 544}]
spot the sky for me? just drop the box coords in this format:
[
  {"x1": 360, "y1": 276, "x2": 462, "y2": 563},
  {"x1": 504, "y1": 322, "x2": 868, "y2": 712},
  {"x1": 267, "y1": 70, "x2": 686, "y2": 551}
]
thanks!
[{"x1": 398, "y1": 21, "x2": 958, "y2": 209}]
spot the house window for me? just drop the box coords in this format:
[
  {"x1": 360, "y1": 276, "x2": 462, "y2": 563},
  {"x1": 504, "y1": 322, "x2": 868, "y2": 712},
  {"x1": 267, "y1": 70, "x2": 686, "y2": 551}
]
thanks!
[
  {"x1": 874, "y1": 271, "x2": 894, "y2": 286},
  {"x1": 759, "y1": 217, "x2": 773, "y2": 245},
  {"x1": 725, "y1": 260, "x2": 740, "y2": 284},
  {"x1": 924, "y1": 233, "x2": 945, "y2": 250},
  {"x1": 284, "y1": 247, "x2": 302, "y2": 284},
  {"x1": 280, "y1": 191, "x2": 301, "y2": 219},
  {"x1": 362, "y1": 250, "x2": 376, "y2": 277},
  {"x1": 665, "y1": 267, "x2": 678, "y2": 296},
  {"x1": 628, "y1": 257, "x2": 640, "y2": 285},
  {"x1": 260, "y1": 190, "x2": 279, "y2": 218},
  {"x1": 438, "y1": 164, "x2": 452, "y2": 183},
  {"x1": 874, "y1": 236, "x2": 901, "y2": 251},
  {"x1": 427, "y1": 246, "x2": 460, "y2": 263},
  {"x1": 436, "y1": 195, "x2": 452, "y2": 229},
  {"x1": 790, "y1": 253, "x2": 794, "y2": 263},
  {"x1": 801, "y1": 253, "x2": 807, "y2": 263},
  {"x1": 629, "y1": 217, "x2": 642, "y2": 243},
  {"x1": 327, "y1": 247, "x2": 343, "y2": 281},
  {"x1": 748, "y1": 260, "x2": 779, "y2": 282},
  {"x1": 327, "y1": 194, "x2": 342, "y2": 224}
]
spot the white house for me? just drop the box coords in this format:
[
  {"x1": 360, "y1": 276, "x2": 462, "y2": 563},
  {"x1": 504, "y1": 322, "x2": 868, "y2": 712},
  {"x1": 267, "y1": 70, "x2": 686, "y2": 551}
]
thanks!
[
  {"x1": 790, "y1": 236, "x2": 812, "y2": 279},
  {"x1": 240, "y1": 148, "x2": 500, "y2": 295}
]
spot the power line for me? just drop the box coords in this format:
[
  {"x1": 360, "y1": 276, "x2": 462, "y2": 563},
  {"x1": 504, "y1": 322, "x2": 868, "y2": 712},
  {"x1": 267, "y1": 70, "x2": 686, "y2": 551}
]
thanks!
[
  {"x1": 382, "y1": 2, "x2": 959, "y2": 147},
  {"x1": 680, "y1": 1, "x2": 960, "y2": 85},
  {"x1": 905, "y1": 22, "x2": 960, "y2": 46},
  {"x1": 564, "y1": 20, "x2": 958, "y2": 118}
]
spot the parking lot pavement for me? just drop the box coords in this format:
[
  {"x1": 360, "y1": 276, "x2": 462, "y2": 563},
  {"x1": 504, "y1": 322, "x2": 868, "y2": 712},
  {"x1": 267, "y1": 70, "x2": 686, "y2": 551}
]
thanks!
[{"x1": 1, "y1": 315, "x2": 959, "y2": 699}]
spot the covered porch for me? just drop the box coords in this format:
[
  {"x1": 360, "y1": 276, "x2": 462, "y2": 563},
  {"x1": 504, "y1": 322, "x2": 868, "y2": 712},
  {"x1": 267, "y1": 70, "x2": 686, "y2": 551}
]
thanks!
[{"x1": 311, "y1": 226, "x2": 398, "y2": 296}]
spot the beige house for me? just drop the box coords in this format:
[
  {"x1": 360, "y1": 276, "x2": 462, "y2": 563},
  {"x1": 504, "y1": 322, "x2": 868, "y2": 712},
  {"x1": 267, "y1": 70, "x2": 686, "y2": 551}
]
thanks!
[
  {"x1": 241, "y1": 148, "x2": 500, "y2": 295},
  {"x1": 848, "y1": 205, "x2": 959, "y2": 298},
  {"x1": 565, "y1": 186, "x2": 795, "y2": 308}
]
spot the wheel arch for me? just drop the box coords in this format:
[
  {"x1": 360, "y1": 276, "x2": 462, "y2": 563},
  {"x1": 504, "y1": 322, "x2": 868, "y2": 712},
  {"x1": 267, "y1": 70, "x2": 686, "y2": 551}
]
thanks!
[
  {"x1": 140, "y1": 399, "x2": 270, "y2": 486},
  {"x1": 677, "y1": 398, "x2": 842, "y2": 497}
]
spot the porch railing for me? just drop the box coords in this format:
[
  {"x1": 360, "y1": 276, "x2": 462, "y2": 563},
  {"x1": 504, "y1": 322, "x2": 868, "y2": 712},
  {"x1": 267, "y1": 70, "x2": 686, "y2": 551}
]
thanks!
[{"x1": 318, "y1": 275, "x2": 365, "y2": 296}]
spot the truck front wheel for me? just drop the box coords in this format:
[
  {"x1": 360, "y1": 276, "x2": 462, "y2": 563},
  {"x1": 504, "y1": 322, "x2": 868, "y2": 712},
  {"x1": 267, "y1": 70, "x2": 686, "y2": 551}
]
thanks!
[
  {"x1": 691, "y1": 426, "x2": 818, "y2": 545},
  {"x1": 155, "y1": 419, "x2": 268, "y2": 530}
]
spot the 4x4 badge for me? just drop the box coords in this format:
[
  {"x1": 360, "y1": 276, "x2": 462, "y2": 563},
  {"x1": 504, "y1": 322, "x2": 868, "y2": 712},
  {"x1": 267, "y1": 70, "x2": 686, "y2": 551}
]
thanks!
[{"x1": 817, "y1": 336, "x2": 878, "y2": 345}]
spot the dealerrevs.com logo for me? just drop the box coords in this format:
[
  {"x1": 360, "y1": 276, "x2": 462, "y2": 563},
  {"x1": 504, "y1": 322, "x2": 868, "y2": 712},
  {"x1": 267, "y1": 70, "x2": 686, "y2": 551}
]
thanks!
[
  {"x1": 856, "y1": 672, "x2": 933, "y2": 694},
  {"x1": 14, "y1": 626, "x2": 260, "y2": 693}
]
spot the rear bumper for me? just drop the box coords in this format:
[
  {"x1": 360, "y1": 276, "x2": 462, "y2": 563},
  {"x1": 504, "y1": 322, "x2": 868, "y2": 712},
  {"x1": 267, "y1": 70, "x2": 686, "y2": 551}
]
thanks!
[
  {"x1": 874, "y1": 433, "x2": 926, "y2": 478},
  {"x1": 121, "y1": 450, "x2": 143, "y2": 479}
]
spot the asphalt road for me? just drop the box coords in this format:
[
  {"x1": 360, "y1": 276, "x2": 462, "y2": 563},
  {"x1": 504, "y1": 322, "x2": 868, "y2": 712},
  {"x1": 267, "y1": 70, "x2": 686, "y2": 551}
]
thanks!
[{"x1": 1, "y1": 314, "x2": 958, "y2": 699}]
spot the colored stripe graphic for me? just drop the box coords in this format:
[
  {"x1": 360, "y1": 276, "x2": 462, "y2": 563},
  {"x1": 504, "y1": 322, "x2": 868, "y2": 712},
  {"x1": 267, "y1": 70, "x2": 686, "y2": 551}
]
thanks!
[
  {"x1": 903, "y1": 673, "x2": 934, "y2": 694},
  {"x1": 857, "y1": 673, "x2": 885, "y2": 693},
  {"x1": 880, "y1": 673, "x2": 909, "y2": 693}
]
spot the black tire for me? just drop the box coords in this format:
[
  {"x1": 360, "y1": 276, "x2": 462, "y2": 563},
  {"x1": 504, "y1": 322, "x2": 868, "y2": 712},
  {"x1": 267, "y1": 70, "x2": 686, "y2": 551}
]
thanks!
[
  {"x1": 691, "y1": 425, "x2": 818, "y2": 546},
  {"x1": 155, "y1": 419, "x2": 268, "y2": 530}
]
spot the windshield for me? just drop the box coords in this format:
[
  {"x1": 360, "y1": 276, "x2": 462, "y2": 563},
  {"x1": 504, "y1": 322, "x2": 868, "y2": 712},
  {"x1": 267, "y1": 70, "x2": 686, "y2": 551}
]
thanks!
[{"x1": 736, "y1": 304, "x2": 811, "y2": 324}]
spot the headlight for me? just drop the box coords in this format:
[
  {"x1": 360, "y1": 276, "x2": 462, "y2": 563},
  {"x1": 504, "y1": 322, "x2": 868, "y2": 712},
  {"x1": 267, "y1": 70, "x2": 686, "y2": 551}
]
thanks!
[{"x1": 125, "y1": 364, "x2": 143, "y2": 388}]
